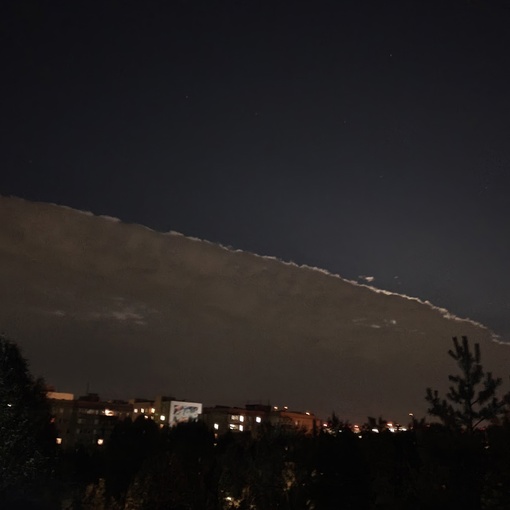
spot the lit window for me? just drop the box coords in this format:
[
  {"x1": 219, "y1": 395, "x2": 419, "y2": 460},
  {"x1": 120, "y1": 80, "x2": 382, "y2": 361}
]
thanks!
[
  {"x1": 56, "y1": 437, "x2": 62, "y2": 445},
  {"x1": 104, "y1": 409, "x2": 114, "y2": 416},
  {"x1": 141, "y1": 408, "x2": 145, "y2": 413},
  {"x1": 239, "y1": 425, "x2": 244, "y2": 432},
  {"x1": 255, "y1": 417, "x2": 261, "y2": 423},
  {"x1": 160, "y1": 415, "x2": 165, "y2": 421},
  {"x1": 134, "y1": 408, "x2": 138, "y2": 413},
  {"x1": 239, "y1": 415, "x2": 244, "y2": 422},
  {"x1": 230, "y1": 415, "x2": 239, "y2": 421},
  {"x1": 97, "y1": 438, "x2": 104, "y2": 445},
  {"x1": 151, "y1": 408, "x2": 156, "y2": 414},
  {"x1": 214, "y1": 423, "x2": 219, "y2": 430},
  {"x1": 229, "y1": 424, "x2": 238, "y2": 430}
]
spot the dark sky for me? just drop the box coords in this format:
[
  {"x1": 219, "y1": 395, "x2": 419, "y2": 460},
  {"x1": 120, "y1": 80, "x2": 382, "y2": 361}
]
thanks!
[{"x1": 2, "y1": 0, "x2": 510, "y2": 338}]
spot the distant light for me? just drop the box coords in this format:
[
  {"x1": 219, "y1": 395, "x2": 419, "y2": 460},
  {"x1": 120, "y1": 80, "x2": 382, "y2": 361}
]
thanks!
[
  {"x1": 134, "y1": 408, "x2": 138, "y2": 413},
  {"x1": 104, "y1": 408, "x2": 114, "y2": 416},
  {"x1": 305, "y1": 412, "x2": 310, "y2": 415},
  {"x1": 141, "y1": 408, "x2": 145, "y2": 413},
  {"x1": 214, "y1": 423, "x2": 219, "y2": 430},
  {"x1": 7, "y1": 403, "x2": 12, "y2": 407},
  {"x1": 151, "y1": 408, "x2": 156, "y2": 414},
  {"x1": 255, "y1": 416, "x2": 261, "y2": 423},
  {"x1": 56, "y1": 437, "x2": 62, "y2": 445},
  {"x1": 160, "y1": 415, "x2": 165, "y2": 421},
  {"x1": 358, "y1": 435, "x2": 362, "y2": 439},
  {"x1": 371, "y1": 428, "x2": 379, "y2": 433},
  {"x1": 283, "y1": 406, "x2": 288, "y2": 410},
  {"x1": 273, "y1": 406, "x2": 278, "y2": 410},
  {"x1": 97, "y1": 438, "x2": 104, "y2": 445}
]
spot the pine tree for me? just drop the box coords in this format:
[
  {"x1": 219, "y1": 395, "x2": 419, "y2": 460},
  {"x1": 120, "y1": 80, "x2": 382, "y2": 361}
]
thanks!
[{"x1": 425, "y1": 336, "x2": 510, "y2": 432}]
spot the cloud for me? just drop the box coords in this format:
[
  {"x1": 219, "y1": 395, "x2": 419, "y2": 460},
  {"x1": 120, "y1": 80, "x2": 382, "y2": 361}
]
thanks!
[{"x1": 0, "y1": 195, "x2": 509, "y2": 423}]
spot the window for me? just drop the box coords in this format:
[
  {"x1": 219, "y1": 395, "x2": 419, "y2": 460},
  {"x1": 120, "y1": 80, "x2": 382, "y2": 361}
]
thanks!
[
  {"x1": 256, "y1": 416, "x2": 261, "y2": 423},
  {"x1": 214, "y1": 423, "x2": 219, "y2": 430},
  {"x1": 239, "y1": 415, "x2": 245, "y2": 423}
]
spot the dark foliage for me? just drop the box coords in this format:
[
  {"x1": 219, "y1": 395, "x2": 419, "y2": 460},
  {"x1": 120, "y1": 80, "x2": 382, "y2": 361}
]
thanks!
[
  {"x1": 103, "y1": 415, "x2": 160, "y2": 504},
  {"x1": 0, "y1": 335, "x2": 56, "y2": 507}
]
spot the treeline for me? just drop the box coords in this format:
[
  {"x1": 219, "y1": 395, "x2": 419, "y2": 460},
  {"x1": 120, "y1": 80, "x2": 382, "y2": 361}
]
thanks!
[
  {"x1": 9, "y1": 416, "x2": 510, "y2": 510},
  {"x1": 3, "y1": 334, "x2": 510, "y2": 509}
]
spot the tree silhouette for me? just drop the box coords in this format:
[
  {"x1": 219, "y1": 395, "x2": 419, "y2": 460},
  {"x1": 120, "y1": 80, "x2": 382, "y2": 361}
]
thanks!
[
  {"x1": 0, "y1": 334, "x2": 56, "y2": 504},
  {"x1": 426, "y1": 336, "x2": 510, "y2": 432}
]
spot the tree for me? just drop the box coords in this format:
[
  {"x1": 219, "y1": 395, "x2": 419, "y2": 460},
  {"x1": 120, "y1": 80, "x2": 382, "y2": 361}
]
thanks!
[
  {"x1": 0, "y1": 334, "x2": 56, "y2": 504},
  {"x1": 425, "y1": 336, "x2": 510, "y2": 432}
]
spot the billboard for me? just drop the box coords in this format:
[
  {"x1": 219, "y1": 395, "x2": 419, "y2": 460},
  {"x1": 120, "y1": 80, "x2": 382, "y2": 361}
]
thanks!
[{"x1": 169, "y1": 401, "x2": 202, "y2": 426}]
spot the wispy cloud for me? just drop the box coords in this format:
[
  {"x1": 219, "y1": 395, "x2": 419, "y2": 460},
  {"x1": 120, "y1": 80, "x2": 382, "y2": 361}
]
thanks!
[{"x1": 39, "y1": 301, "x2": 157, "y2": 326}]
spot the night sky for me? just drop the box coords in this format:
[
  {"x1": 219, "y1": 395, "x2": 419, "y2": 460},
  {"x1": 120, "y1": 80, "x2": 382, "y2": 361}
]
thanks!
[{"x1": 2, "y1": 0, "x2": 510, "y2": 341}]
